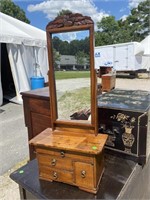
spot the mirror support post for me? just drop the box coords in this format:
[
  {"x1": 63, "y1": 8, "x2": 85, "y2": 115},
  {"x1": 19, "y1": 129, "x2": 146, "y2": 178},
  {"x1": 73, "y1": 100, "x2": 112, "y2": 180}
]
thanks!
[{"x1": 47, "y1": 32, "x2": 58, "y2": 130}]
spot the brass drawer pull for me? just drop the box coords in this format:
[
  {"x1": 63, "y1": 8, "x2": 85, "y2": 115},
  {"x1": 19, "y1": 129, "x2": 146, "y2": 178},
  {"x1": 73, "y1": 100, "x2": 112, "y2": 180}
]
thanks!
[
  {"x1": 60, "y1": 151, "x2": 65, "y2": 158},
  {"x1": 81, "y1": 170, "x2": 86, "y2": 178},
  {"x1": 53, "y1": 172, "x2": 58, "y2": 179},
  {"x1": 51, "y1": 158, "x2": 57, "y2": 166}
]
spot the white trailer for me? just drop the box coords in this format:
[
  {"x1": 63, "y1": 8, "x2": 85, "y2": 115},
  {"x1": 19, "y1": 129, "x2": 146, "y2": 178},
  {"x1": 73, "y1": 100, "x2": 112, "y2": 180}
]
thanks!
[{"x1": 94, "y1": 42, "x2": 144, "y2": 72}]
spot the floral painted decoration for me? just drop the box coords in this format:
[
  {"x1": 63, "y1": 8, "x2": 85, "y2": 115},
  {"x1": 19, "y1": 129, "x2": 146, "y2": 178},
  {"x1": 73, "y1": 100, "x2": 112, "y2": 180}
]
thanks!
[{"x1": 111, "y1": 113, "x2": 136, "y2": 129}]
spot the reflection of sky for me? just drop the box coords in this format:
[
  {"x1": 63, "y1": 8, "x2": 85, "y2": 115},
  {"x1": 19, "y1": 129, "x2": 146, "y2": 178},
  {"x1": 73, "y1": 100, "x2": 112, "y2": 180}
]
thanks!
[{"x1": 53, "y1": 30, "x2": 89, "y2": 42}]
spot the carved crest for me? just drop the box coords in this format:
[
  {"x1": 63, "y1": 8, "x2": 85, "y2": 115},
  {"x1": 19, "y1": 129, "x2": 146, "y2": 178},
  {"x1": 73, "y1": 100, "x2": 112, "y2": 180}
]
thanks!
[{"x1": 46, "y1": 13, "x2": 93, "y2": 29}]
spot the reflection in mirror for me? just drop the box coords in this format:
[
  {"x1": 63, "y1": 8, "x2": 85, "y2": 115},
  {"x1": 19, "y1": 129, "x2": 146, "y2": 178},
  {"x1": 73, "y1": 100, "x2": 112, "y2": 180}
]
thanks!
[{"x1": 52, "y1": 30, "x2": 91, "y2": 123}]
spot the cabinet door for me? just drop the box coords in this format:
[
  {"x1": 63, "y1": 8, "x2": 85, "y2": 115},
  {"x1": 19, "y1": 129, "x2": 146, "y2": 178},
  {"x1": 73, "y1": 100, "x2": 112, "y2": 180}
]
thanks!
[{"x1": 74, "y1": 162, "x2": 94, "y2": 189}]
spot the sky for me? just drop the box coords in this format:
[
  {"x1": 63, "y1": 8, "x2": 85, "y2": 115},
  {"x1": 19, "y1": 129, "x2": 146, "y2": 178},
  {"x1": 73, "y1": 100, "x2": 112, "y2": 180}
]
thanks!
[{"x1": 13, "y1": 0, "x2": 145, "y2": 31}]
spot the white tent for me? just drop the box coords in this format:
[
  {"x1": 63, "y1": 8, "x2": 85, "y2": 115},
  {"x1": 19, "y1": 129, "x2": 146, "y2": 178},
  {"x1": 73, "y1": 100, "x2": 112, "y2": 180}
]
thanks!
[
  {"x1": 0, "y1": 12, "x2": 49, "y2": 106},
  {"x1": 141, "y1": 35, "x2": 150, "y2": 71}
]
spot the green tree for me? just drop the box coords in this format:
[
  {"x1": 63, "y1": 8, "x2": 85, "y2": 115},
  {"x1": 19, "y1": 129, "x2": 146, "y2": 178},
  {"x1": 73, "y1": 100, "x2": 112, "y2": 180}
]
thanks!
[
  {"x1": 0, "y1": 0, "x2": 30, "y2": 23},
  {"x1": 117, "y1": 19, "x2": 133, "y2": 43},
  {"x1": 52, "y1": 36, "x2": 62, "y2": 52},
  {"x1": 121, "y1": 0, "x2": 150, "y2": 41},
  {"x1": 78, "y1": 37, "x2": 90, "y2": 56},
  {"x1": 59, "y1": 41, "x2": 70, "y2": 55},
  {"x1": 57, "y1": 9, "x2": 72, "y2": 16},
  {"x1": 95, "y1": 0, "x2": 149, "y2": 45},
  {"x1": 52, "y1": 35, "x2": 90, "y2": 56},
  {"x1": 75, "y1": 51, "x2": 88, "y2": 65},
  {"x1": 53, "y1": 48, "x2": 61, "y2": 70},
  {"x1": 97, "y1": 16, "x2": 119, "y2": 33},
  {"x1": 96, "y1": 16, "x2": 119, "y2": 46}
]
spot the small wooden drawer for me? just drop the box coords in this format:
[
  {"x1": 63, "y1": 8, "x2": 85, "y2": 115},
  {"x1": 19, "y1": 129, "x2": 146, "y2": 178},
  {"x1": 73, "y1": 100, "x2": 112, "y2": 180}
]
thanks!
[
  {"x1": 29, "y1": 98, "x2": 50, "y2": 116},
  {"x1": 74, "y1": 162, "x2": 94, "y2": 189},
  {"x1": 37, "y1": 148, "x2": 69, "y2": 158},
  {"x1": 37, "y1": 153, "x2": 73, "y2": 171},
  {"x1": 39, "y1": 166, "x2": 74, "y2": 184},
  {"x1": 36, "y1": 148, "x2": 94, "y2": 164}
]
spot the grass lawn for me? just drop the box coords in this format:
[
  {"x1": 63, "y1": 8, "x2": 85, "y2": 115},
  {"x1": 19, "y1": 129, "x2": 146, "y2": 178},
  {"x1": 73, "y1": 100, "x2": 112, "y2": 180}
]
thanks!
[{"x1": 55, "y1": 71, "x2": 90, "y2": 80}]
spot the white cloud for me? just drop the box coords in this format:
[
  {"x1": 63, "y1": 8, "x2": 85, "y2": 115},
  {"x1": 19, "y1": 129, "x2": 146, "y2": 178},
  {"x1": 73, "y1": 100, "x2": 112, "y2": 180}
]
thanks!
[
  {"x1": 53, "y1": 30, "x2": 89, "y2": 42},
  {"x1": 128, "y1": 0, "x2": 146, "y2": 9},
  {"x1": 120, "y1": 7, "x2": 126, "y2": 13},
  {"x1": 119, "y1": 0, "x2": 145, "y2": 20},
  {"x1": 27, "y1": 0, "x2": 109, "y2": 30},
  {"x1": 55, "y1": 32, "x2": 77, "y2": 42},
  {"x1": 120, "y1": 15, "x2": 128, "y2": 21}
]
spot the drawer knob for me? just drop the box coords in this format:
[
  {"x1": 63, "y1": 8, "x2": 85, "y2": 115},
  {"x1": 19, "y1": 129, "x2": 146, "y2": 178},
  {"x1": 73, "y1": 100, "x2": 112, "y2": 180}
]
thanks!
[
  {"x1": 53, "y1": 172, "x2": 58, "y2": 179},
  {"x1": 60, "y1": 151, "x2": 65, "y2": 158},
  {"x1": 51, "y1": 158, "x2": 57, "y2": 166},
  {"x1": 81, "y1": 170, "x2": 86, "y2": 178}
]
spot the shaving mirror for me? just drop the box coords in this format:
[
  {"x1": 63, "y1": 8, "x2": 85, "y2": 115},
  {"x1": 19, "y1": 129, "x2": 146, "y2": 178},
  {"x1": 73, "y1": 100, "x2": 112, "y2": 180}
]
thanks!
[{"x1": 46, "y1": 13, "x2": 97, "y2": 134}]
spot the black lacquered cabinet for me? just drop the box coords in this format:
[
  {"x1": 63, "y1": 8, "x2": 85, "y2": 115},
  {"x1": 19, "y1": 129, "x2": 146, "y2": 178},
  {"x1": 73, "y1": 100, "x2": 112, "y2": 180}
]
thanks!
[{"x1": 98, "y1": 89, "x2": 150, "y2": 165}]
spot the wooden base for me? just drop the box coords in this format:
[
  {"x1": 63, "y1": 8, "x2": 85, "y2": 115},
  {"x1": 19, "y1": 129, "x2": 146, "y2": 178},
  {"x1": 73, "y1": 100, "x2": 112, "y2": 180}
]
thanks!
[
  {"x1": 79, "y1": 186, "x2": 98, "y2": 194},
  {"x1": 29, "y1": 128, "x2": 108, "y2": 194},
  {"x1": 39, "y1": 168, "x2": 105, "y2": 194}
]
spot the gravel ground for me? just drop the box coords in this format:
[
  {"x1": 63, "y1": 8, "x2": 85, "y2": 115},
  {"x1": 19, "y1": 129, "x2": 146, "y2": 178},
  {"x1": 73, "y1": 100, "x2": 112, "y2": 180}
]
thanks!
[
  {"x1": 115, "y1": 78, "x2": 150, "y2": 91},
  {"x1": 0, "y1": 77, "x2": 150, "y2": 200},
  {"x1": 55, "y1": 77, "x2": 150, "y2": 95}
]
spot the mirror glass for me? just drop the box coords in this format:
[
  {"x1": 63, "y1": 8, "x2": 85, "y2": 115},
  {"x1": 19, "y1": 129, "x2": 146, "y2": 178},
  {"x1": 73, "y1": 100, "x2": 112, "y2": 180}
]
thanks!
[{"x1": 52, "y1": 30, "x2": 91, "y2": 123}]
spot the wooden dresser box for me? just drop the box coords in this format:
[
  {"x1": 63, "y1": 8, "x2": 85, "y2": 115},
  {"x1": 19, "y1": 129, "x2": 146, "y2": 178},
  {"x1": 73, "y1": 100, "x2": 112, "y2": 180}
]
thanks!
[
  {"x1": 98, "y1": 66, "x2": 113, "y2": 78},
  {"x1": 21, "y1": 87, "x2": 51, "y2": 159},
  {"x1": 101, "y1": 74, "x2": 116, "y2": 92},
  {"x1": 29, "y1": 128, "x2": 108, "y2": 194}
]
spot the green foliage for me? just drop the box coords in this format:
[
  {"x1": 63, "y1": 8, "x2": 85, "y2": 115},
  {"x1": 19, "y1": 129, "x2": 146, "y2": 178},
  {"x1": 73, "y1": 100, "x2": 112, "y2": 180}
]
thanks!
[
  {"x1": 96, "y1": 16, "x2": 120, "y2": 46},
  {"x1": 97, "y1": 16, "x2": 119, "y2": 33},
  {"x1": 57, "y1": 9, "x2": 72, "y2": 16},
  {"x1": 95, "y1": 0, "x2": 149, "y2": 45},
  {"x1": 96, "y1": 16, "x2": 125, "y2": 46},
  {"x1": 75, "y1": 51, "x2": 89, "y2": 65},
  {"x1": 0, "y1": 0, "x2": 30, "y2": 23},
  {"x1": 124, "y1": 0, "x2": 150, "y2": 41},
  {"x1": 52, "y1": 36, "x2": 90, "y2": 56},
  {"x1": 53, "y1": 48, "x2": 61, "y2": 69}
]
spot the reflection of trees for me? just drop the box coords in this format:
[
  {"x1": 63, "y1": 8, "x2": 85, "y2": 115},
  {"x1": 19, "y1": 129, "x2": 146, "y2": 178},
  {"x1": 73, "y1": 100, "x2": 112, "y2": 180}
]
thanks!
[
  {"x1": 52, "y1": 35, "x2": 90, "y2": 70},
  {"x1": 75, "y1": 51, "x2": 89, "y2": 65},
  {"x1": 52, "y1": 36, "x2": 90, "y2": 56},
  {"x1": 53, "y1": 48, "x2": 61, "y2": 70}
]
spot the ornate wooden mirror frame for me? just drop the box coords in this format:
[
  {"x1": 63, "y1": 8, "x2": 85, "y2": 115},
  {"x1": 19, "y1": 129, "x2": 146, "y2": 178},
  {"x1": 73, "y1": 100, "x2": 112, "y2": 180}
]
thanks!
[{"x1": 46, "y1": 13, "x2": 98, "y2": 135}]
